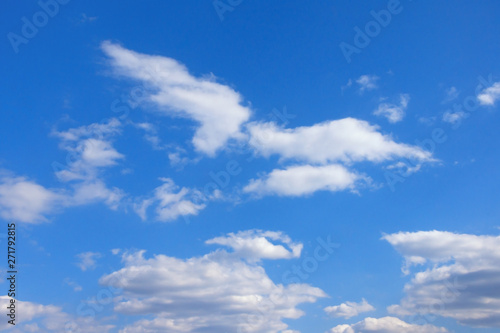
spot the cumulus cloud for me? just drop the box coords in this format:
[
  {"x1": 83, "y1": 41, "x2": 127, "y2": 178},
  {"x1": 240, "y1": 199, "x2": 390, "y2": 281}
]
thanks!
[
  {"x1": 0, "y1": 296, "x2": 114, "y2": 332},
  {"x1": 247, "y1": 118, "x2": 432, "y2": 165},
  {"x1": 477, "y1": 82, "x2": 500, "y2": 106},
  {"x1": 243, "y1": 164, "x2": 365, "y2": 197},
  {"x1": 76, "y1": 251, "x2": 101, "y2": 271},
  {"x1": 383, "y1": 230, "x2": 500, "y2": 327},
  {"x1": 206, "y1": 230, "x2": 303, "y2": 261},
  {"x1": 134, "y1": 178, "x2": 206, "y2": 222},
  {"x1": 99, "y1": 231, "x2": 326, "y2": 333},
  {"x1": 373, "y1": 94, "x2": 410, "y2": 123},
  {"x1": 329, "y1": 316, "x2": 448, "y2": 333},
  {"x1": 102, "y1": 41, "x2": 251, "y2": 156},
  {"x1": 0, "y1": 173, "x2": 65, "y2": 223},
  {"x1": 324, "y1": 299, "x2": 375, "y2": 319},
  {"x1": 356, "y1": 75, "x2": 379, "y2": 93}
]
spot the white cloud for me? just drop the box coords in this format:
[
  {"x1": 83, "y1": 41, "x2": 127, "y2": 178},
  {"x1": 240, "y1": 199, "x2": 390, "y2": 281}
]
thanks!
[
  {"x1": 478, "y1": 82, "x2": 500, "y2": 106},
  {"x1": 383, "y1": 230, "x2": 500, "y2": 327},
  {"x1": 442, "y1": 110, "x2": 468, "y2": 125},
  {"x1": 52, "y1": 118, "x2": 126, "y2": 210},
  {"x1": 243, "y1": 164, "x2": 365, "y2": 197},
  {"x1": 0, "y1": 171, "x2": 123, "y2": 223},
  {"x1": 329, "y1": 316, "x2": 448, "y2": 333},
  {"x1": 80, "y1": 138, "x2": 124, "y2": 167},
  {"x1": 356, "y1": 75, "x2": 379, "y2": 93},
  {"x1": 53, "y1": 117, "x2": 121, "y2": 142},
  {"x1": 52, "y1": 118, "x2": 124, "y2": 181},
  {"x1": 324, "y1": 299, "x2": 375, "y2": 319},
  {"x1": 0, "y1": 174, "x2": 64, "y2": 223},
  {"x1": 102, "y1": 41, "x2": 251, "y2": 156},
  {"x1": 206, "y1": 230, "x2": 303, "y2": 261},
  {"x1": 99, "y1": 231, "x2": 326, "y2": 333},
  {"x1": 70, "y1": 180, "x2": 123, "y2": 209},
  {"x1": 76, "y1": 251, "x2": 101, "y2": 271},
  {"x1": 247, "y1": 118, "x2": 432, "y2": 165},
  {"x1": 373, "y1": 94, "x2": 410, "y2": 123},
  {"x1": 0, "y1": 296, "x2": 114, "y2": 332},
  {"x1": 134, "y1": 178, "x2": 205, "y2": 222}
]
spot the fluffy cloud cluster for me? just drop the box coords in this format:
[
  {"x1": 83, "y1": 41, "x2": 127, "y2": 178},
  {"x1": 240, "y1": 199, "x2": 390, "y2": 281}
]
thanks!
[
  {"x1": 100, "y1": 230, "x2": 325, "y2": 332},
  {"x1": 329, "y1": 316, "x2": 448, "y2": 333},
  {"x1": 383, "y1": 230, "x2": 500, "y2": 327},
  {"x1": 0, "y1": 46, "x2": 441, "y2": 223},
  {"x1": 206, "y1": 229, "x2": 303, "y2": 261},
  {"x1": 102, "y1": 44, "x2": 436, "y2": 199},
  {"x1": 324, "y1": 298, "x2": 375, "y2": 319},
  {"x1": 102, "y1": 41, "x2": 251, "y2": 156},
  {"x1": 244, "y1": 118, "x2": 433, "y2": 196}
]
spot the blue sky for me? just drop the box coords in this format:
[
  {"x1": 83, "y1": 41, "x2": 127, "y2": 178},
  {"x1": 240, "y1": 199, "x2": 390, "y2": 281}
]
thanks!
[{"x1": 1, "y1": 1, "x2": 500, "y2": 332}]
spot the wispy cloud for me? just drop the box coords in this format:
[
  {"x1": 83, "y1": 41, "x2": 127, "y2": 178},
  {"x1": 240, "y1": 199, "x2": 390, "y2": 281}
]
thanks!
[
  {"x1": 134, "y1": 178, "x2": 206, "y2": 222},
  {"x1": 373, "y1": 93, "x2": 410, "y2": 123},
  {"x1": 76, "y1": 251, "x2": 102, "y2": 271},
  {"x1": 442, "y1": 86, "x2": 460, "y2": 104},
  {"x1": 442, "y1": 110, "x2": 468, "y2": 125},
  {"x1": 356, "y1": 75, "x2": 379, "y2": 93}
]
